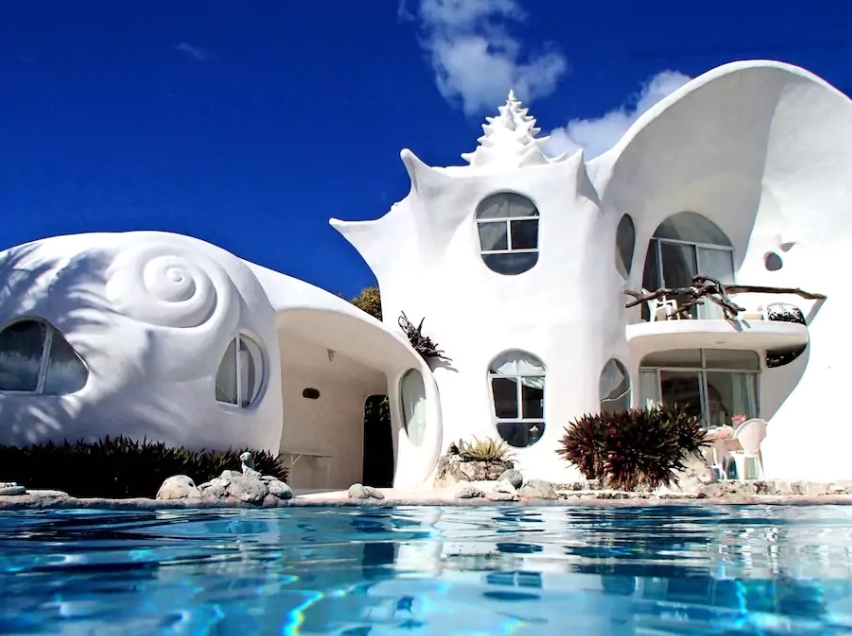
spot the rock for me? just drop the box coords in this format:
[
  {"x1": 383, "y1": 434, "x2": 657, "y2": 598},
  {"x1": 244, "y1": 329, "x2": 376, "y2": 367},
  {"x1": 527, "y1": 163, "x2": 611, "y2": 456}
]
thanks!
[
  {"x1": 519, "y1": 479, "x2": 558, "y2": 500},
  {"x1": 226, "y1": 475, "x2": 268, "y2": 503},
  {"x1": 219, "y1": 470, "x2": 243, "y2": 482},
  {"x1": 498, "y1": 469, "x2": 524, "y2": 489},
  {"x1": 267, "y1": 479, "x2": 293, "y2": 500},
  {"x1": 433, "y1": 454, "x2": 515, "y2": 488},
  {"x1": 156, "y1": 475, "x2": 202, "y2": 500},
  {"x1": 26, "y1": 489, "x2": 68, "y2": 498},
  {"x1": 486, "y1": 479, "x2": 519, "y2": 502},
  {"x1": 198, "y1": 478, "x2": 229, "y2": 491},
  {"x1": 202, "y1": 484, "x2": 227, "y2": 499},
  {"x1": 0, "y1": 485, "x2": 26, "y2": 496},
  {"x1": 455, "y1": 484, "x2": 486, "y2": 499},
  {"x1": 348, "y1": 483, "x2": 385, "y2": 500}
]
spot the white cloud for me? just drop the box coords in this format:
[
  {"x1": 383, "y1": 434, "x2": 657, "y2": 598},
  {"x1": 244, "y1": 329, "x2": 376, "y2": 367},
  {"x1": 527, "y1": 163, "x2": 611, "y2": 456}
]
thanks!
[
  {"x1": 546, "y1": 71, "x2": 692, "y2": 159},
  {"x1": 175, "y1": 42, "x2": 211, "y2": 62},
  {"x1": 401, "y1": 0, "x2": 567, "y2": 115}
]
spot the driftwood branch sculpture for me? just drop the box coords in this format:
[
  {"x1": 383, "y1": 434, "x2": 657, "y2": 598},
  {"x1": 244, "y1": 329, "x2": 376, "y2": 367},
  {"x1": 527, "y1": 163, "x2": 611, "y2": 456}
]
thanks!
[
  {"x1": 625, "y1": 275, "x2": 826, "y2": 321},
  {"x1": 398, "y1": 312, "x2": 451, "y2": 362}
]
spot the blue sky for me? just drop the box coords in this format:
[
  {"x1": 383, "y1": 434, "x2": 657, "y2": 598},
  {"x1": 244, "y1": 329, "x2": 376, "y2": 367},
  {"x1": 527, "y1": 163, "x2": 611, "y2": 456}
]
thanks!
[{"x1": 2, "y1": 1, "x2": 850, "y2": 298}]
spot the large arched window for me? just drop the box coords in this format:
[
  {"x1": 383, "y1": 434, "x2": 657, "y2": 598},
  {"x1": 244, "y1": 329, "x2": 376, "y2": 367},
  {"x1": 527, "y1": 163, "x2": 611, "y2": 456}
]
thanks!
[
  {"x1": 399, "y1": 369, "x2": 427, "y2": 446},
  {"x1": 600, "y1": 359, "x2": 631, "y2": 413},
  {"x1": 639, "y1": 349, "x2": 759, "y2": 428},
  {"x1": 475, "y1": 193, "x2": 540, "y2": 275},
  {"x1": 488, "y1": 350, "x2": 545, "y2": 448},
  {"x1": 215, "y1": 333, "x2": 264, "y2": 409},
  {"x1": 0, "y1": 319, "x2": 88, "y2": 395},
  {"x1": 642, "y1": 212, "x2": 734, "y2": 319}
]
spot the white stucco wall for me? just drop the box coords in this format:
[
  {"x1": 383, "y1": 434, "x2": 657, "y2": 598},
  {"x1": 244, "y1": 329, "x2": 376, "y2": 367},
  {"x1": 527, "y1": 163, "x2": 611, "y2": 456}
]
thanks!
[
  {"x1": 334, "y1": 60, "x2": 852, "y2": 484},
  {"x1": 0, "y1": 231, "x2": 282, "y2": 453}
]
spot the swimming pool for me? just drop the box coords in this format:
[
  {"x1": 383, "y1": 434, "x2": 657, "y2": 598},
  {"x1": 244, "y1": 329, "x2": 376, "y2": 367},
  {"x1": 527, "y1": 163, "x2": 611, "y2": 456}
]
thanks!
[{"x1": 1, "y1": 505, "x2": 851, "y2": 635}]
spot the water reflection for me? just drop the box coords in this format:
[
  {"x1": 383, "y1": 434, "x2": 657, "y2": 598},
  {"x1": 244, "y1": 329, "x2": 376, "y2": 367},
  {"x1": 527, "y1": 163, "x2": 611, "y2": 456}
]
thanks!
[{"x1": 0, "y1": 506, "x2": 852, "y2": 634}]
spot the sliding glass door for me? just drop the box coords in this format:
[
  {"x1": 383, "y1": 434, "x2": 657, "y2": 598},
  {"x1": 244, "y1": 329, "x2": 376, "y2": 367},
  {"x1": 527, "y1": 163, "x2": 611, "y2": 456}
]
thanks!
[{"x1": 639, "y1": 350, "x2": 759, "y2": 427}]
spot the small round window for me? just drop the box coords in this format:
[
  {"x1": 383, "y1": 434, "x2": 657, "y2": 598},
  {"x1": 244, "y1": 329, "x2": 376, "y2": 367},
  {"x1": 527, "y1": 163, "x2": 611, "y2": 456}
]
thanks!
[{"x1": 215, "y1": 334, "x2": 264, "y2": 409}]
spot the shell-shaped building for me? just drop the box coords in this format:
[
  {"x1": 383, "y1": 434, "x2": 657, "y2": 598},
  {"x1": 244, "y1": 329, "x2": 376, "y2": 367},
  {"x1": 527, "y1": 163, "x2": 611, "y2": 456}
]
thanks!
[{"x1": 1, "y1": 60, "x2": 850, "y2": 487}]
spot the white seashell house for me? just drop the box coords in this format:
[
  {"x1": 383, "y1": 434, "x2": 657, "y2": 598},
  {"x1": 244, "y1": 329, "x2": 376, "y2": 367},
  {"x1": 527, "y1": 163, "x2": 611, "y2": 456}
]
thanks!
[{"x1": 2, "y1": 60, "x2": 851, "y2": 488}]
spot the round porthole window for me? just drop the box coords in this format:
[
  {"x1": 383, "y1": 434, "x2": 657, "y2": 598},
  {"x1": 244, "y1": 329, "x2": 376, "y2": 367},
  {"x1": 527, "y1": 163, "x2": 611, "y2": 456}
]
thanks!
[{"x1": 764, "y1": 252, "x2": 783, "y2": 271}]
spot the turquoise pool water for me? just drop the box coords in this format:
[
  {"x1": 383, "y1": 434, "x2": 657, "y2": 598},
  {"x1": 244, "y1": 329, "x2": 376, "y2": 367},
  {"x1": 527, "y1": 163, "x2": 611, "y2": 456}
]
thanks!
[{"x1": 2, "y1": 505, "x2": 852, "y2": 635}]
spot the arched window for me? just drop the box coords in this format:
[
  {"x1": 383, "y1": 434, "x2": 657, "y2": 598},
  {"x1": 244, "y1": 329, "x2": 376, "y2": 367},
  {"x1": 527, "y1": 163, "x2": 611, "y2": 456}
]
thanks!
[
  {"x1": 600, "y1": 359, "x2": 631, "y2": 413},
  {"x1": 0, "y1": 319, "x2": 88, "y2": 395},
  {"x1": 642, "y1": 212, "x2": 734, "y2": 320},
  {"x1": 488, "y1": 350, "x2": 545, "y2": 448},
  {"x1": 399, "y1": 369, "x2": 427, "y2": 446},
  {"x1": 215, "y1": 333, "x2": 264, "y2": 409},
  {"x1": 475, "y1": 193, "x2": 540, "y2": 275},
  {"x1": 615, "y1": 215, "x2": 636, "y2": 279}
]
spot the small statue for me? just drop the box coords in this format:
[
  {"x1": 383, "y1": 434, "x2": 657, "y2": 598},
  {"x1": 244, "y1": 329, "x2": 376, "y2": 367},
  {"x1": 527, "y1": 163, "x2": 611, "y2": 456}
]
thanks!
[{"x1": 239, "y1": 451, "x2": 262, "y2": 479}]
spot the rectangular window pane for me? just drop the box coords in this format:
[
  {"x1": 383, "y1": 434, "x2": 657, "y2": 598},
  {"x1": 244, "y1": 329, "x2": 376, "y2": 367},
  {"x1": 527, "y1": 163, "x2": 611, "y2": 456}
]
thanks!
[
  {"x1": 705, "y1": 372, "x2": 756, "y2": 427},
  {"x1": 659, "y1": 370, "x2": 704, "y2": 424},
  {"x1": 482, "y1": 251, "x2": 538, "y2": 275},
  {"x1": 703, "y1": 349, "x2": 761, "y2": 371},
  {"x1": 215, "y1": 339, "x2": 238, "y2": 405},
  {"x1": 0, "y1": 321, "x2": 45, "y2": 392},
  {"x1": 639, "y1": 370, "x2": 660, "y2": 409},
  {"x1": 641, "y1": 240, "x2": 661, "y2": 321},
  {"x1": 641, "y1": 349, "x2": 702, "y2": 368},
  {"x1": 510, "y1": 219, "x2": 538, "y2": 250},
  {"x1": 491, "y1": 377, "x2": 519, "y2": 419},
  {"x1": 521, "y1": 379, "x2": 544, "y2": 419},
  {"x1": 478, "y1": 221, "x2": 509, "y2": 251},
  {"x1": 660, "y1": 242, "x2": 698, "y2": 319}
]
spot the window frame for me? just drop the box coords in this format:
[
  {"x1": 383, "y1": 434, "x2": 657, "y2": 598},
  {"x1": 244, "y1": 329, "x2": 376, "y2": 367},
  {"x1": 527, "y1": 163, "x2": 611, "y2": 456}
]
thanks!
[
  {"x1": 215, "y1": 332, "x2": 266, "y2": 410},
  {"x1": 487, "y1": 350, "x2": 546, "y2": 447},
  {"x1": 475, "y1": 192, "x2": 541, "y2": 275},
  {"x1": 639, "y1": 349, "x2": 760, "y2": 427},
  {"x1": 0, "y1": 317, "x2": 88, "y2": 396}
]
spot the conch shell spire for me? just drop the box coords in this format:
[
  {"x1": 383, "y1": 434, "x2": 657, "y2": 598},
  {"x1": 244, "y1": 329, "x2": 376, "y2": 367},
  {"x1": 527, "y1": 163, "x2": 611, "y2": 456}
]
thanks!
[{"x1": 460, "y1": 90, "x2": 565, "y2": 169}]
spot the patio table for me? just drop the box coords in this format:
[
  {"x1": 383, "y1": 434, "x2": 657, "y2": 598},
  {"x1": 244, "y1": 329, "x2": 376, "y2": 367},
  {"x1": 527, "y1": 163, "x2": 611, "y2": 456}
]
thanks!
[{"x1": 702, "y1": 426, "x2": 741, "y2": 470}]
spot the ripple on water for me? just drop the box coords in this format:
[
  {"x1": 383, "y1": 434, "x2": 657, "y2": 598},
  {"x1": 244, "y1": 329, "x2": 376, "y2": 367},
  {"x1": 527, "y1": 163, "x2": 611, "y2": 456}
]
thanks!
[{"x1": 2, "y1": 505, "x2": 852, "y2": 635}]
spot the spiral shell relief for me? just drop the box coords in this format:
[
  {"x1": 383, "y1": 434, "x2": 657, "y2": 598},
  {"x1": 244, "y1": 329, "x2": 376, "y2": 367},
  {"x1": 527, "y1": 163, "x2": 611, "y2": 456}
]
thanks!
[{"x1": 105, "y1": 243, "x2": 236, "y2": 328}]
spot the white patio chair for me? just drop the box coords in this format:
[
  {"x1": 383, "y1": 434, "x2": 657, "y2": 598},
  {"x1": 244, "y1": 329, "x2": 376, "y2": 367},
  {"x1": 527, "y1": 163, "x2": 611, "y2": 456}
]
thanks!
[
  {"x1": 644, "y1": 288, "x2": 679, "y2": 322},
  {"x1": 730, "y1": 418, "x2": 767, "y2": 481}
]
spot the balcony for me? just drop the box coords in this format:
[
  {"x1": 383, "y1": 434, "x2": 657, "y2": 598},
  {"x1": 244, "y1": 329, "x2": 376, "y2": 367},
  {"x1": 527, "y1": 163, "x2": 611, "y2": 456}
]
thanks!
[{"x1": 625, "y1": 282, "x2": 821, "y2": 354}]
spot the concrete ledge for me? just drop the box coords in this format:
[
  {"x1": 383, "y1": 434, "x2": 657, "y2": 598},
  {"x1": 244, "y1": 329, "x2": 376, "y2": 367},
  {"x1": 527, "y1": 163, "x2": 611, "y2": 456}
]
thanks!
[{"x1": 3, "y1": 491, "x2": 852, "y2": 510}]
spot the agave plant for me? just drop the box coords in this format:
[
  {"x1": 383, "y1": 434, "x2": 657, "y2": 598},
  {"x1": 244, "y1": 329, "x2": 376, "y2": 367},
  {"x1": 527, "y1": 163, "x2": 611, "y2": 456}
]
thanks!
[
  {"x1": 558, "y1": 406, "x2": 706, "y2": 491},
  {"x1": 457, "y1": 436, "x2": 515, "y2": 463}
]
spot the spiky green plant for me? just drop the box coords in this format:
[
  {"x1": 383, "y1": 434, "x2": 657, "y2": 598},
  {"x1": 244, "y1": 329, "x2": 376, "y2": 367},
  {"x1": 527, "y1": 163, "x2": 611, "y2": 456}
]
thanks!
[{"x1": 457, "y1": 436, "x2": 515, "y2": 463}]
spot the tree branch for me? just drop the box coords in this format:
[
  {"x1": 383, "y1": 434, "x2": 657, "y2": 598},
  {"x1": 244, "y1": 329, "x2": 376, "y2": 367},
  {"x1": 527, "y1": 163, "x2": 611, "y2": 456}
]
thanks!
[{"x1": 624, "y1": 275, "x2": 825, "y2": 320}]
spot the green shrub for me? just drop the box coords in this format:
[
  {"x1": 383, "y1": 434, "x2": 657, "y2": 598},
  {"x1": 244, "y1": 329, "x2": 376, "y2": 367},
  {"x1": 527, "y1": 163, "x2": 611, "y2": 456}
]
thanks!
[
  {"x1": 0, "y1": 436, "x2": 288, "y2": 499},
  {"x1": 457, "y1": 436, "x2": 515, "y2": 463},
  {"x1": 557, "y1": 406, "x2": 707, "y2": 491}
]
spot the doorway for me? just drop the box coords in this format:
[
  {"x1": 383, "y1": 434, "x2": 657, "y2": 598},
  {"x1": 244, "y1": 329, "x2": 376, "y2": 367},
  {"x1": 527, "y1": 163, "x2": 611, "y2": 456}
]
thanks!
[{"x1": 362, "y1": 394, "x2": 395, "y2": 487}]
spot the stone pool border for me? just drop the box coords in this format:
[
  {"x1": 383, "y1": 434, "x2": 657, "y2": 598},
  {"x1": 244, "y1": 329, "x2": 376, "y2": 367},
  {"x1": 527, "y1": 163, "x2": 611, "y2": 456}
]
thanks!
[{"x1": 4, "y1": 493, "x2": 852, "y2": 510}]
